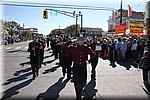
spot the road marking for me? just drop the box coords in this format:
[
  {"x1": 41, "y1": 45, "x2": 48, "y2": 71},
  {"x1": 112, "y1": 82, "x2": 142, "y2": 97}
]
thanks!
[
  {"x1": 5, "y1": 47, "x2": 12, "y2": 50},
  {"x1": 15, "y1": 47, "x2": 21, "y2": 50},
  {"x1": 24, "y1": 46, "x2": 28, "y2": 50}
]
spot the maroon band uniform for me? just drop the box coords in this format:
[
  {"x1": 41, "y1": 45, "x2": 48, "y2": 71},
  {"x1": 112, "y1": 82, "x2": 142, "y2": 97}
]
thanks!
[{"x1": 67, "y1": 44, "x2": 96, "y2": 99}]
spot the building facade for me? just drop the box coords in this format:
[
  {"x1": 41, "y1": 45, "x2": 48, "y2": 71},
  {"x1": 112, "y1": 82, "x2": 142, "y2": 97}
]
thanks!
[
  {"x1": 108, "y1": 9, "x2": 145, "y2": 37},
  {"x1": 82, "y1": 27, "x2": 103, "y2": 38}
]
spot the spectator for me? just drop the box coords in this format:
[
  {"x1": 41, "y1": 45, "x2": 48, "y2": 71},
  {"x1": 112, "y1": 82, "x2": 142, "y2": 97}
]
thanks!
[
  {"x1": 115, "y1": 38, "x2": 122, "y2": 61},
  {"x1": 139, "y1": 50, "x2": 150, "y2": 84},
  {"x1": 121, "y1": 38, "x2": 127, "y2": 60}
]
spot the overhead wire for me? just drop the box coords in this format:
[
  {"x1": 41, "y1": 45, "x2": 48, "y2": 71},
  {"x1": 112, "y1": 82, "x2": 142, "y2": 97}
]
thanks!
[
  {"x1": 2, "y1": 1, "x2": 116, "y2": 32},
  {"x1": 2, "y1": 1, "x2": 116, "y2": 10},
  {"x1": 2, "y1": 4, "x2": 114, "y2": 11}
]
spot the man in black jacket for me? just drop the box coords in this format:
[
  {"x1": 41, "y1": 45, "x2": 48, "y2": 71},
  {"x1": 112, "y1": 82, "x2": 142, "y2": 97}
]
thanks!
[
  {"x1": 89, "y1": 38, "x2": 99, "y2": 80},
  {"x1": 27, "y1": 36, "x2": 41, "y2": 80}
]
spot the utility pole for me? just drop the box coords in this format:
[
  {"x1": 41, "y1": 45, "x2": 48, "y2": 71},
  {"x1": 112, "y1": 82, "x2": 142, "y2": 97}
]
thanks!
[
  {"x1": 76, "y1": 15, "x2": 78, "y2": 37},
  {"x1": 120, "y1": 0, "x2": 123, "y2": 24},
  {"x1": 81, "y1": 14, "x2": 83, "y2": 32},
  {"x1": 79, "y1": 12, "x2": 83, "y2": 32},
  {"x1": 59, "y1": 25, "x2": 60, "y2": 34},
  {"x1": 10, "y1": 23, "x2": 12, "y2": 37},
  {"x1": 74, "y1": 11, "x2": 83, "y2": 37},
  {"x1": 44, "y1": 9, "x2": 84, "y2": 37},
  {"x1": 23, "y1": 24, "x2": 25, "y2": 32}
]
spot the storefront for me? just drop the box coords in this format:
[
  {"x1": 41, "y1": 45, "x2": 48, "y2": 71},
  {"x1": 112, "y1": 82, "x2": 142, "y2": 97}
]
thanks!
[{"x1": 115, "y1": 23, "x2": 145, "y2": 37}]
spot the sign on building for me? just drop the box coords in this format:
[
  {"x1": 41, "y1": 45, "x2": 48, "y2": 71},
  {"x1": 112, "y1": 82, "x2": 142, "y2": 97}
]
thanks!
[
  {"x1": 115, "y1": 24, "x2": 126, "y2": 36},
  {"x1": 129, "y1": 23, "x2": 144, "y2": 36}
]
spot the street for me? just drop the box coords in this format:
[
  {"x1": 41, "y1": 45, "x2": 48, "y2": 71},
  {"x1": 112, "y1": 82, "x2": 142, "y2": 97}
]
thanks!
[{"x1": 1, "y1": 41, "x2": 150, "y2": 100}]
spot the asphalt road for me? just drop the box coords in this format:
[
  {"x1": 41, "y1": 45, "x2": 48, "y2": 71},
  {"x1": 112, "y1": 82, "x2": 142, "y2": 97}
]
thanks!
[{"x1": 1, "y1": 41, "x2": 150, "y2": 100}]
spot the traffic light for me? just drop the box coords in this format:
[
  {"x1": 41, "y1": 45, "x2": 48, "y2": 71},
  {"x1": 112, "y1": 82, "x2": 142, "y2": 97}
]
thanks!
[{"x1": 43, "y1": 10, "x2": 48, "y2": 19}]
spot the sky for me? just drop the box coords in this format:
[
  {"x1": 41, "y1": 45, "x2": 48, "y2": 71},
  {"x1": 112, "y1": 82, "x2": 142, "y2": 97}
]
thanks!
[{"x1": 2, "y1": 0, "x2": 149, "y2": 35}]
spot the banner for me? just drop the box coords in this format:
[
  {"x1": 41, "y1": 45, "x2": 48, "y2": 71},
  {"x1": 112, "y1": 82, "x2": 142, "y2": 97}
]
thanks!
[
  {"x1": 128, "y1": 5, "x2": 133, "y2": 17},
  {"x1": 115, "y1": 24, "x2": 126, "y2": 36}
]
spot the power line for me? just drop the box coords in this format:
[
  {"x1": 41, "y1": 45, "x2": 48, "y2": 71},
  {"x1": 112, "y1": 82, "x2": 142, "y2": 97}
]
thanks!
[
  {"x1": 2, "y1": 1, "x2": 116, "y2": 10},
  {"x1": 2, "y1": 4, "x2": 114, "y2": 11},
  {"x1": 2, "y1": 2, "x2": 115, "y2": 11}
]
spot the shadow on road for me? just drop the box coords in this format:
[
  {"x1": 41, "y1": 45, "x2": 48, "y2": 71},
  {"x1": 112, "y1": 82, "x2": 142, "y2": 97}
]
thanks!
[
  {"x1": 7, "y1": 50, "x2": 22, "y2": 53},
  {"x1": 2, "y1": 71, "x2": 32, "y2": 86},
  {"x1": 142, "y1": 83, "x2": 150, "y2": 95},
  {"x1": 13, "y1": 67, "x2": 31, "y2": 76},
  {"x1": 44, "y1": 54, "x2": 54, "y2": 59},
  {"x1": 43, "y1": 59, "x2": 56, "y2": 64},
  {"x1": 7, "y1": 50, "x2": 27, "y2": 53},
  {"x1": 42, "y1": 65, "x2": 60, "y2": 74},
  {"x1": 19, "y1": 61, "x2": 30, "y2": 67},
  {"x1": 104, "y1": 57, "x2": 139, "y2": 70},
  {"x1": 1, "y1": 78, "x2": 33, "y2": 100},
  {"x1": 36, "y1": 77, "x2": 69, "y2": 100},
  {"x1": 82, "y1": 79, "x2": 97, "y2": 99},
  {"x1": 115, "y1": 60, "x2": 132, "y2": 70}
]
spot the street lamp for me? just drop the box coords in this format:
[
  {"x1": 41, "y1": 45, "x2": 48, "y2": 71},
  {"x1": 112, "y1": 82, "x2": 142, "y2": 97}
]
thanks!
[
  {"x1": 79, "y1": 11, "x2": 83, "y2": 32},
  {"x1": 73, "y1": 11, "x2": 79, "y2": 37},
  {"x1": 59, "y1": 25, "x2": 60, "y2": 34},
  {"x1": 23, "y1": 24, "x2": 25, "y2": 33},
  {"x1": 73, "y1": 11, "x2": 83, "y2": 37},
  {"x1": 76, "y1": 15, "x2": 78, "y2": 37}
]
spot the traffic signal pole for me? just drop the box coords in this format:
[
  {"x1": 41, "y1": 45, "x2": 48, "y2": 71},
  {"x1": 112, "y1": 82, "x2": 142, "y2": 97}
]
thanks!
[
  {"x1": 45, "y1": 8, "x2": 76, "y2": 18},
  {"x1": 44, "y1": 8, "x2": 82, "y2": 37},
  {"x1": 120, "y1": 0, "x2": 123, "y2": 24}
]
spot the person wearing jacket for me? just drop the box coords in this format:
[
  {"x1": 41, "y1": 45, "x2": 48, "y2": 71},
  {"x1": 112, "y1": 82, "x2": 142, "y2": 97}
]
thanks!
[
  {"x1": 67, "y1": 37, "x2": 96, "y2": 100},
  {"x1": 27, "y1": 36, "x2": 41, "y2": 80},
  {"x1": 89, "y1": 38, "x2": 99, "y2": 80},
  {"x1": 121, "y1": 38, "x2": 127, "y2": 60},
  {"x1": 139, "y1": 50, "x2": 150, "y2": 84}
]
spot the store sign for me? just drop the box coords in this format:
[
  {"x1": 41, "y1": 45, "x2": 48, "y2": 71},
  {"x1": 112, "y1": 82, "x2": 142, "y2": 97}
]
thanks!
[
  {"x1": 130, "y1": 24, "x2": 144, "y2": 35},
  {"x1": 115, "y1": 24, "x2": 126, "y2": 35},
  {"x1": 130, "y1": 29, "x2": 143, "y2": 33},
  {"x1": 130, "y1": 24, "x2": 144, "y2": 29}
]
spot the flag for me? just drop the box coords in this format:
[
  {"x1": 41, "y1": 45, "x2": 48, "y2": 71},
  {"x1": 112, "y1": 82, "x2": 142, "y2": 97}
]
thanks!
[
  {"x1": 114, "y1": 12, "x2": 117, "y2": 20},
  {"x1": 128, "y1": 5, "x2": 132, "y2": 17}
]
